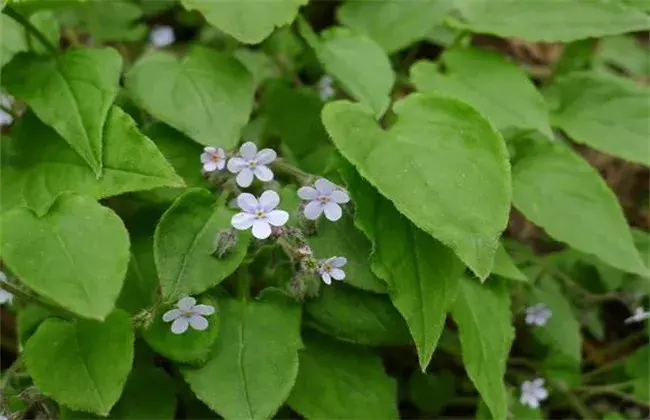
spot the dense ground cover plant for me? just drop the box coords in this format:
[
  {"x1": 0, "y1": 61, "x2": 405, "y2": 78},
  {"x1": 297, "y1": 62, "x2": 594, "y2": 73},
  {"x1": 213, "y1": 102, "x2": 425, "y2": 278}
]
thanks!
[{"x1": 0, "y1": 0, "x2": 649, "y2": 419}]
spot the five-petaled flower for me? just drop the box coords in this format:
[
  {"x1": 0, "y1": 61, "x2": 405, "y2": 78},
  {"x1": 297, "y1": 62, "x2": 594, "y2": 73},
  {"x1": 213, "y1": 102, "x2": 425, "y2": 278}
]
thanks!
[
  {"x1": 298, "y1": 178, "x2": 350, "y2": 222},
  {"x1": 318, "y1": 256, "x2": 347, "y2": 285},
  {"x1": 624, "y1": 307, "x2": 650, "y2": 324},
  {"x1": 520, "y1": 378, "x2": 549, "y2": 409},
  {"x1": 162, "y1": 297, "x2": 215, "y2": 334},
  {"x1": 0, "y1": 271, "x2": 13, "y2": 306},
  {"x1": 200, "y1": 147, "x2": 226, "y2": 172},
  {"x1": 227, "y1": 141, "x2": 276, "y2": 187},
  {"x1": 231, "y1": 190, "x2": 289, "y2": 239},
  {"x1": 525, "y1": 303, "x2": 552, "y2": 326}
]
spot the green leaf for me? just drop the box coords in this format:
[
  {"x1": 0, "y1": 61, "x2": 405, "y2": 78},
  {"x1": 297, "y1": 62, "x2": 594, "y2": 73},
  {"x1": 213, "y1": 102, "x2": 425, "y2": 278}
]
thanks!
[
  {"x1": 460, "y1": 0, "x2": 650, "y2": 42},
  {"x1": 512, "y1": 141, "x2": 648, "y2": 276},
  {"x1": 59, "y1": 0, "x2": 147, "y2": 43},
  {"x1": 323, "y1": 94, "x2": 511, "y2": 279},
  {"x1": 155, "y1": 189, "x2": 250, "y2": 300},
  {"x1": 29, "y1": 10, "x2": 59, "y2": 54},
  {"x1": 305, "y1": 282, "x2": 411, "y2": 346},
  {"x1": 407, "y1": 371, "x2": 455, "y2": 416},
  {"x1": 183, "y1": 296, "x2": 302, "y2": 420},
  {"x1": 1, "y1": 14, "x2": 28, "y2": 67},
  {"x1": 287, "y1": 333, "x2": 398, "y2": 419},
  {"x1": 1, "y1": 194, "x2": 130, "y2": 320},
  {"x1": 180, "y1": 0, "x2": 306, "y2": 44},
  {"x1": 4, "y1": 0, "x2": 88, "y2": 13},
  {"x1": 545, "y1": 71, "x2": 650, "y2": 166},
  {"x1": 340, "y1": 164, "x2": 465, "y2": 368},
  {"x1": 2, "y1": 48, "x2": 122, "y2": 174},
  {"x1": 233, "y1": 49, "x2": 279, "y2": 88},
  {"x1": 492, "y1": 244, "x2": 528, "y2": 282},
  {"x1": 309, "y1": 215, "x2": 387, "y2": 293},
  {"x1": 625, "y1": 345, "x2": 649, "y2": 400},
  {"x1": 337, "y1": 0, "x2": 452, "y2": 54},
  {"x1": 24, "y1": 310, "x2": 134, "y2": 415},
  {"x1": 111, "y1": 366, "x2": 176, "y2": 419},
  {"x1": 598, "y1": 36, "x2": 649, "y2": 77},
  {"x1": 298, "y1": 20, "x2": 394, "y2": 118},
  {"x1": 17, "y1": 304, "x2": 52, "y2": 346},
  {"x1": 143, "y1": 296, "x2": 220, "y2": 364},
  {"x1": 6, "y1": 108, "x2": 183, "y2": 215},
  {"x1": 451, "y1": 276, "x2": 514, "y2": 420},
  {"x1": 126, "y1": 46, "x2": 255, "y2": 148},
  {"x1": 411, "y1": 48, "x2": 553, "y2": 139}
]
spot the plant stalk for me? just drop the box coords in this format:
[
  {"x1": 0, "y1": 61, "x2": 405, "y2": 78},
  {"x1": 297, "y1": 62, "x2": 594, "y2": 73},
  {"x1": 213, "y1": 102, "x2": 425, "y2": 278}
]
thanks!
[{"x1": 4, "y1": 7, "x2": 58, "y2": 54}]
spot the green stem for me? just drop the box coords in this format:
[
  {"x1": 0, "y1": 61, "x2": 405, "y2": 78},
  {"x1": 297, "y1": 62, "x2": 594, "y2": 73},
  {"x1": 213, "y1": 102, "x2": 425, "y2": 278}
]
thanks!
[
  {"x1": 558, "y1": 387, "x2": 596, "y2": 419},
  {"x1": 272, "y1": 159, "x2": 313, "y2": 185},
  {"x1": 1, "y1": 281, "x2": 75, "y2": 320},
  {"x1": 236, "y1": 268, "x2": 251, "y2": 300},
  {"x1": 575, "y1": 381, "x2": 635, "y2": 395},
  {"x1": 4, "y1": 7, "x2": 57, "y2": 54}
]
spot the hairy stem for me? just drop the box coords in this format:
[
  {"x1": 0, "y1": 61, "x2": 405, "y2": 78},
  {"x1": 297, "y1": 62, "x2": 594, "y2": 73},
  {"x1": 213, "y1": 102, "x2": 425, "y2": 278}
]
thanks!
[
  {"x1": 272, "y1": 159, "x2": 313, "y2": 185},
  {"x1": 1, "y1": 281, "x2": 75, "y2": 320}
]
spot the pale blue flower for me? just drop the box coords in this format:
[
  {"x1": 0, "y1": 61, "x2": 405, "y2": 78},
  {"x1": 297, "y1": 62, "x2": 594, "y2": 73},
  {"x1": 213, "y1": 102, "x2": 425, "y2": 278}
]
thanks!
[{"x1": 163, "y1": 297, "x2": 214, "y2": 334}]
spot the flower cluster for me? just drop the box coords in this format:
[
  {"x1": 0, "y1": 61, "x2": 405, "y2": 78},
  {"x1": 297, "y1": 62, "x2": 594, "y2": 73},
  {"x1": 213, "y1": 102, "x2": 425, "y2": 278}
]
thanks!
[{"x1": 200, "y1": 142, "x2": 276, "y2": 188}]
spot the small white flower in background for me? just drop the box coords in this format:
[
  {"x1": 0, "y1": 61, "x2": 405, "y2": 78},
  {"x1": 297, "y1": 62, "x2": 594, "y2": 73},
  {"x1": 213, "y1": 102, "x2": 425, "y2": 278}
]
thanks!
[
  {"x1": 318, "y1": 256, "x2": 347, "y2": 285},
  {"x1": 200, "y1": 146, "x2": 226, "y2": 172},
  {"x1": 149, "y1": 25, "x2": 175, "y2": 48},
  {"x1": 227, "y1": 141, "x2": 277, "y2": 188},
  {"x1": 519, "y1": 378, "x2": 549, "y2": 409},
  {"x1": 0, "y1": 94, "x2": 14, "y2": 127},
  {"x1": 624, "y1": 307, "x2": 650, "y2": 324},
  {"x1": 162, "y1": 297, "x2": 215, "y2": 334},
  {"x1": 298, "y1": 178, "x2": 350, "y2": 222},
  {"x1": 525, "y1": 303, "x2": 552, "y2": 326},
  {"x1": 231, "y1": 190, "x2": 289, "y2": 240},
  {"x1": 0, "y1": 271, "x2": 13, "y2": 306},
  {"x1": 317, "y1": 75, "x2": 335, "y2": 101}
]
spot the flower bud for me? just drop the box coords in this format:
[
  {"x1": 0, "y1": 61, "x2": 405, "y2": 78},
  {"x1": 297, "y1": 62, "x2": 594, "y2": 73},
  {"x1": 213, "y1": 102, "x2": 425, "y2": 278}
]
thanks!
[{"x1": 212, "y1": 228, "x2": 238, "y2": 258}]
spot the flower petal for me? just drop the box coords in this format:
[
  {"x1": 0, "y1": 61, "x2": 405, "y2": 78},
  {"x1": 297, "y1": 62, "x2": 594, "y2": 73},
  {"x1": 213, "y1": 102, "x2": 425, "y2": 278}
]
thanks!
[
  {"x1": 314, "y1": 178, "x2": 336, "y2": 195},
  {"x1": 177, "y1": 296, "x2": 196, "y2": 310},
  {"x1": 532, "y1": 378, "x2": 545, "y2": 388},
  {"x1": 323, "y1": 202, "x2": 342, "y2": 221},
  {"x1": 320, "y1": 271, "x2": 332, "y2": 285},
  {"x1": 203, "y1": 161, "x2": 218, "y2": 172},
  {"x1": 252, "y1": 220, "x2": 272, "y2": 239},
  {"x1": 330, "y1": 190, "x2": 350, "y2": 204},
  {"x1": 534, "y1": 387, "x2": 548, "y2": 400},
  {"x1": 297, "y1": 186, "x2": 318, "y2": 200},
  {"x1": 236, "y1": 168, "x2": 255, "y2": 187},
  {"x1": 227, "y1": 157, "x2": 247, "y2": 173},
  {"x1": 162, "y1": 309, "x2": 181, "y2": 322},
  {"x1": 189, "y1": 315, "x2": 209, "y2": 331},
  {"x1": 237, "y1": 193, "x2": 258, "y2": 212},
  {"x1": 0, "y1": 289, "x2": 13, "y2": 304},
  {"x1": 330, "y1": 268, "x2": 345, "y2": 280},
  {"x1": 171, "y1": 317, "x2": 189, "y2": 334},
  {"x1": 259, "y1": 190, "x2": 280, "y2": 211},
  {"x1": 266, "y1": 210, "x2": 289, "y2": 227},
  {"x1": 216, "y1": 159, "x2": 226, "y2": 170},
  {"x1": 194, "y1": 304, "x2": 215, "y2": 316},
  {"x1": 240, "y1": 141, "x2": 257, "y2": 159},
  {"x1": 253, "y1": 165, "x2": 274, "y2": 182},
  {"x1": 331, "y1": 256, "x2": 347, "y2": 267},
  {"x1": 231, "y1": 212, "x2": 255, "y2": 230},
  {"x1": 303, "y1": 200, "x2": 324, "y2": 220},
  {"x1": 255, "y1": 148, "x2": 277, "y2": 165},
  {"x1": 200, "y1": 152, "x2": 213, "y2": 163}
]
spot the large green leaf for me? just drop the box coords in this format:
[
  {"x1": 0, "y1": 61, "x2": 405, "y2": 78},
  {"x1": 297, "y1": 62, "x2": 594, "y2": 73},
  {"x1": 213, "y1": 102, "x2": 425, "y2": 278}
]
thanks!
[
  {"x1": 340, "y1": 165, "x2": 464, "y2": 369},
  {"x1": 545, "y1": 71, "x2": 650, "y2": 166},
  {"x1": 288, "y1": 333, "x2": 398, "y2": 419},
  {"x1": 155, "y1": 189, "x2": 250, "y2": 301},
  {"x1": 1, "y1": 14, "x2": 28, "y2": 67},
  {"x1": 180, "y1": 0, "x2": 306, "y2": 44},
  {"x1": 323, "y1": 94, "x2": 511, "y2": 279},
  {"x1": 299, "y1": 20, "x2": 394, "y2": 118},
  {"x1": 337, "y1": 0, "x2": 452, "y2": 53},
  {"x1": 459, "y1": 0, "x2": 650, "y2": 42},
  {"x1": 451, "y1": 276, "x2": 513, "y2": 420},
  {"x1": 512, "y1": 141, "x2": 648, "y2": 276},
  {"x1": 24, "y1": 310, "x2": 134, "y2": 415},
  {"x1": 305, "y1": 283, "x2": 411, "y2": 346},
  {"x1": 492, "y1": 244, "x2": 528, "y2": 282},
  {"x1": 1, "y1": 194, "x2": 130, "y2": 320},
  {"x1": 5, "y1": 108, "x2": 183, "y2": 215},
  {"x1": 411, "y1": 48, "x2": 553, "y2": 139},
  {"x1": 2, "y1": 48, "x2": 122, "y2": 174},
  {"x1": 126, "y1": 46, "x2": 255, "y2": 148},
  {"x1": 111, "y1": 366, "x2": 177, "y2": 419},
  {"x1": 309, "y1": 215, "x2": 387, "y2": 293},
  {"x1": 183, "y1": 296, "x2": 302, "y2": 420},
  {"x1": 58, "y1": 0, "x2": 147, "y2": 43}
]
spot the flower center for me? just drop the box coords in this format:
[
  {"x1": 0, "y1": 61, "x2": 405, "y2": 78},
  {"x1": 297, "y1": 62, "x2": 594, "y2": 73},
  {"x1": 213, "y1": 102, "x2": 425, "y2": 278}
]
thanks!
[
  {"x1": 323, "y1": 264, "x2": 332, "y2": 272},
  {"x1": 254, "y1": 210, "x2": 266, "y2": 219},
  {"x1": 211, "y1": 155, "x2": 221, "y2": 162},
  {"x1": 318, "y1": 195, "x2": 330, "y2": 203},
  {"x1": 247, "y1": 160, "x2": 257, "y2": 168},
  {"x1": 181, "y1": 309, "x2": 194, "y2": 317}
]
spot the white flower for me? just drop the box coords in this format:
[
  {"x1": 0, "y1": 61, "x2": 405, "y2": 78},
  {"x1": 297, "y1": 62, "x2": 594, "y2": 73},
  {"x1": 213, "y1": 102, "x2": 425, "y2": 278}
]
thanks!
[
  {"x1": 0, "y1": 271, "x2": 13, "y2": 306},
  {"x1": 624, "y1": 307, "x2": 650, "y2": 324},
  {"x1": 149, "y1": 25, "x2": 175, "y2": 48},
  {"x1": 231, "y1": 190, "x2": 289, "y2": 240},
  {"x1": 317, "y1": 75, "x2": 335, "y2": 101},
  {"x1": 200, "y1": 147, "x2": 226, "y2": 172},
  {"x1": 0, "y1": 94, "x2": 14, "y2": 127},
  {"x1": 227, "y1": 142, "x2": 276, "y2": 188},
  {"x1": 525, "y1": 303, "x2": 552, "y2": 326},
  {"x1": 298, "y1": 178, "x2": 350, "y2": 222},
  {"x1": 162, "y1": 297, "x2": 215, "y2": 335},
  {"x1": 318, "y1": 256, "x2": 347, "y2": 285},
  {"x1": 520, "y1": 378, "x2": 549, "y2": 409}
]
